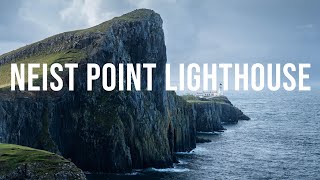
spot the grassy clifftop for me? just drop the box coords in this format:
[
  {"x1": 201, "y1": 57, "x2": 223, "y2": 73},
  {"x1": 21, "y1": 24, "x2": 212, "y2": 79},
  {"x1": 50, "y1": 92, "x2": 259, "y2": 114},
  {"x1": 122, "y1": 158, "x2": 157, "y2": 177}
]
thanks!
[
  {"x1": 0, "y1": 144, "x2": 85, "y2": 179},
  {"x1": 0, "y1": 9, "x2": 157, "y2": 60},
  {"x1": 181, "y1": 95, "x2": 232, "y2": 104},
  {"x1": 75, "y1": 8, "x2": 159, "y2": 34}
]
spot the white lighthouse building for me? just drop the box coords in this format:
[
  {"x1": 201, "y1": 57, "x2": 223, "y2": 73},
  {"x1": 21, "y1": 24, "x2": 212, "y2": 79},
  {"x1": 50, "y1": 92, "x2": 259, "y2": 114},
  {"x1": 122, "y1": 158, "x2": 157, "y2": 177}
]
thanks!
[{"x1": 195, "y1": 83, "x2": 223, "y2": 99}]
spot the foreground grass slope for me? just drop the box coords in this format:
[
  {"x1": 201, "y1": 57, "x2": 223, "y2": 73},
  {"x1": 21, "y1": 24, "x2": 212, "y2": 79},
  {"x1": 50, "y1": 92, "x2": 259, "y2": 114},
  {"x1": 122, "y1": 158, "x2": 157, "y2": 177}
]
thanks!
[{"x1": 0, "y1": 144, "x2": 86, "y2": 180}]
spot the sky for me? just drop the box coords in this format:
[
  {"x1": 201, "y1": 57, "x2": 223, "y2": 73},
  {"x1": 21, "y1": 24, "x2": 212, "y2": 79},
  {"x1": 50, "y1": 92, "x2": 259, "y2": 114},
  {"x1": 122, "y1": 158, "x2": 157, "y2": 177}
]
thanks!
[{"x1": 0, "y1": 0, "x2": 319, "y2": 89}]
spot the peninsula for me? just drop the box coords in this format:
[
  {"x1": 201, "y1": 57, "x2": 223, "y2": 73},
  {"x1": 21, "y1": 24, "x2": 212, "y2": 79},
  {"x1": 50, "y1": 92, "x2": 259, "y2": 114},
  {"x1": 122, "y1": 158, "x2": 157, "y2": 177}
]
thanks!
[{"x1": 0, "y1": 9, "x2": 249, "y2": 176}]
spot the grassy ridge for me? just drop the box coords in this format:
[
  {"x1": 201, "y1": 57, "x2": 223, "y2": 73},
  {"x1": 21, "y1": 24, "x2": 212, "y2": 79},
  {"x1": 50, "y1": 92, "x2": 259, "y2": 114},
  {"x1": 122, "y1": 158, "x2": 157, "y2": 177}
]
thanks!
[
  {"x1": 75, "y1": 8, "x2": 156, "y2": 35},
  {"x1": 0, "y1": 9, "x2": 157, "y2": 89},
  {"x1": 0, "y1": 144, "x2": 69, "y2": 175},
  {"x1": 0, "y1": 9, "x2": 155, "y2": 60}
]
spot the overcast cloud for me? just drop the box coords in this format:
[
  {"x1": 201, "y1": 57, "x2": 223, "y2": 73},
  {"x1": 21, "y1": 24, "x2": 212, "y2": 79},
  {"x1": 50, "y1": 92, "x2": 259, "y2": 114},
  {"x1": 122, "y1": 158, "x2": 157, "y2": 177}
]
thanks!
[{"x1": 0, "y1": 0, "x2": 319, "y2": 87}]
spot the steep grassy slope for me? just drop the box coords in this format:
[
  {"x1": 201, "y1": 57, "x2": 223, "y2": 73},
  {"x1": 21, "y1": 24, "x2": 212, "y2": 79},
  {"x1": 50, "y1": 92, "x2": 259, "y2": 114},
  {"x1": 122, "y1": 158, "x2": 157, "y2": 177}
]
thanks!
[
  {"x1": 0, "y1": 9, "x2": 161, "y2": 89},
  {"x1": 0, "y1": 9, "x2": 160, "y2": 65},
  {"x1": 0, "y1": 50, "x2": 85, "y2": 88}
]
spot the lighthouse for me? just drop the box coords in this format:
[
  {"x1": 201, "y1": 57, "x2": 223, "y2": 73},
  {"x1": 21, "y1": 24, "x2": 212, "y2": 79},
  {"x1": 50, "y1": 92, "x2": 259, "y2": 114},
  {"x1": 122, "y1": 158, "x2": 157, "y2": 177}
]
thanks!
[{"x1": 218, "y1": 83, "x2": 223, "y2": 96}]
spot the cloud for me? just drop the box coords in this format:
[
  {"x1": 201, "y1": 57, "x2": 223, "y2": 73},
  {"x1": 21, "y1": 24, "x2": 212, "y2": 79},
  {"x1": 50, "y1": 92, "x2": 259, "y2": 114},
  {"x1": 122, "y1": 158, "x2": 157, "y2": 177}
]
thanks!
[
  {"x1": 296, "y1": 24, "x2": 314, "y2": 29},
  {"x1": 59, "y1": 0, "x2": 113, "y2": 27},
  {"x1": 0, "y1": 0, "x2": 319, "y2": 85}
]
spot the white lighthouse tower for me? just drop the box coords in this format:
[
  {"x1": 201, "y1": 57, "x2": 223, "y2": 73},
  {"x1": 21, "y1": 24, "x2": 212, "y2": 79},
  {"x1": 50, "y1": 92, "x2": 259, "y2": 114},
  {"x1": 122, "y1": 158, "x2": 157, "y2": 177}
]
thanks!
[{"x1": 218, "y1": 83, "x2": 223, "y2": 96}]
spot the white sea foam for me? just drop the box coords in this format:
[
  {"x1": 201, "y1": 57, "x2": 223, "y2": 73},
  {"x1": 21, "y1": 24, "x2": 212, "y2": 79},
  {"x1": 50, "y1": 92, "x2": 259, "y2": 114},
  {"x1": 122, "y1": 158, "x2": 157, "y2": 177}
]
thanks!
[
  {"x1": 124, "y1": 172, "x2": 140, "y2": 175},
  {"x1": 145, "y1": 167, "x2": 190, "y2": 173},
  {"x1": 197, "y1": 131, "x2": 219, "y2": 135},
  {"x1": 192, "y1": 147, "x2": 209, "y2": 154},
  {"x1": 175, "y1": 151, "x2": 193, "y2": 155},
  {"x1": 178, "y1": 159, "x2": 188, "y2": 165},
  {"x1": 176, "y1": 147, "x2": 209, "y2": 155}
]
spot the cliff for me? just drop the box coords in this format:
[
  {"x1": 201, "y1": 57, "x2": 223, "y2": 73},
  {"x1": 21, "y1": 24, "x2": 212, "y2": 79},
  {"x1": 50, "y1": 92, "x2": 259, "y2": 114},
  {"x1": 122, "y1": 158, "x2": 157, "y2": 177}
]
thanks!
[
  {"x1": 0, "y1": 144, "x2": 86, "y2": 180},
  {"x1": 0, "y1": 9, "x2": 196, "y2": 173},
  {"x1": 184, "y1": 96, "x2": 250, "y2": 132},
  {"x1": 0, "y1": 9, "x2": 248, "y2": 174},
  {"x1": 167, "y1": 92, "x2": 196, "y2": 153}
]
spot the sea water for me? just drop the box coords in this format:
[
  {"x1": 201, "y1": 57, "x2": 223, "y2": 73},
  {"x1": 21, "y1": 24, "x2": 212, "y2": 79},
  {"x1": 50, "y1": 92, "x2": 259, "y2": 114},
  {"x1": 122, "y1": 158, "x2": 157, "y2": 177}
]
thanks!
[{"x1": 87, "y1": 90, "x2": 320, "y2": 180}]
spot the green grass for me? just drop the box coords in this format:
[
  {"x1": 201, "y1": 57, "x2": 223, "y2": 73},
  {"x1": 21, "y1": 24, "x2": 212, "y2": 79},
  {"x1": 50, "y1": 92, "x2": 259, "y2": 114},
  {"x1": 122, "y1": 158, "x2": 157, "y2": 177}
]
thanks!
[
  {"x1": 187, "y1": 100, "x2": 214, "y2": 103},
  {"x1": 0, "y1": 9, "x2": 156, "y2": 62},
  {"x1": 0, "y1": 144, "x2": 69, "y2": 175},
  {"x1": 180, "y1": 94, "x2": 199, "y2": 101},
  {"x1": 186, "y1": 100, "x2": 228, "y2": 104},
  {"x1": 183, "y1": 95, "x2": 230, "y2": 105},
  {"x1": 75, "y1": 9, "x2": 156, "y2": 35},
  {"x1": 0, "y1": 49, "x2": 86, "y2": 88}
]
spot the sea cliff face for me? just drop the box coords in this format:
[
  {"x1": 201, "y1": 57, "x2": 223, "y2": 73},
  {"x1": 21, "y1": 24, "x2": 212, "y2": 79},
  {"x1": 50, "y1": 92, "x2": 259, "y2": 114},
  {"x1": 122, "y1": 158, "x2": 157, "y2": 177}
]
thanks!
[
  {"x1": 186, "y1": 96, "x2": 250, "y2": 132},
  {"x1": 0, "y1": 9, "x2": 196, "y2": 173},
  {"x1": 166, "y1": 92, "x2": 196, "y2": 153}
]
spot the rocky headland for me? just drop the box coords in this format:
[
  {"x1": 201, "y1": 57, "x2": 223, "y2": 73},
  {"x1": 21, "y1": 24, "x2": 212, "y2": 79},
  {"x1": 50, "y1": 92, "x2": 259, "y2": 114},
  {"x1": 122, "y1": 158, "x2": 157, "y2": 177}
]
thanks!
[{"x1": 0, "y1": 9, "x2": 249, "y2": 176}]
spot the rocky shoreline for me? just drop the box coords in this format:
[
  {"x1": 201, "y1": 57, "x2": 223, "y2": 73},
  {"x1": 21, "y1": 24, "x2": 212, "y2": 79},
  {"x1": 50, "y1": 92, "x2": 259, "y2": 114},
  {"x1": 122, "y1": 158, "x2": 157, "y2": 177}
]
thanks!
[{"x1": 0, "y1": 9, "x2": 249, "y2": 177}]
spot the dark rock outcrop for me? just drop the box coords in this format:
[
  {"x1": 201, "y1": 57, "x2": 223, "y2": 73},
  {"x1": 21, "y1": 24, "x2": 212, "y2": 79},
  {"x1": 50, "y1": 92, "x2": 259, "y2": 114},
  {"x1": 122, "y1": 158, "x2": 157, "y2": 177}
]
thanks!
[
  {"x1": 0, "y1": 9, "x2": 196, "y2": 173},
  {"x1": 192, "y1": 102, "x2": 225, "y2": 132},
  {"x1": 188, "y1": 96, "x2": 250, "y2": 132},
  {"x1": 195, "y1": 137, "x2": 212, "y2": 143}
]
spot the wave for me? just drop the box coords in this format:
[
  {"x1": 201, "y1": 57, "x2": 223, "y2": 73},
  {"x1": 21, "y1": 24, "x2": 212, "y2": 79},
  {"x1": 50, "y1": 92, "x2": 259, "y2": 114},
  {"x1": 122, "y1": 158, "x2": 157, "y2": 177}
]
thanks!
[
  {"x1": 197, "y1": 131, "x2": 220, "y2": 135},
  {"x1": 144, "y1": 167, "x2": 190, "y2": 173},
  {"x1": 178, "y1": 159, "x2": 188, "y2": 165},
  {"x1": 124, "y1": 172, "x2": 140, "y2": 176},
  {"x1": 175, "y1": 147, "x2": 209, "y2": 155}
]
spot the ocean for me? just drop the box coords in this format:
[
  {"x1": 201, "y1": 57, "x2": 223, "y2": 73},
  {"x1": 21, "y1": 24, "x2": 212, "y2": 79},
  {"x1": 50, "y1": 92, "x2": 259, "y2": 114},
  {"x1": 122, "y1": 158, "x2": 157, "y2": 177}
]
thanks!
[{"x1": 87, "y1": 90, "x2": 320, "y2": 180}]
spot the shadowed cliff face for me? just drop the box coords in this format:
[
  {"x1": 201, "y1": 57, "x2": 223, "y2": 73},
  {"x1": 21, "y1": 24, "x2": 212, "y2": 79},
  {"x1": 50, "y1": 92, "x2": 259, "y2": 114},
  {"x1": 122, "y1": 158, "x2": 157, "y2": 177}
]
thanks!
[{"x1": 0, "y1": 9, "x2": 196, "y2": 173}]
